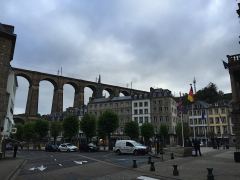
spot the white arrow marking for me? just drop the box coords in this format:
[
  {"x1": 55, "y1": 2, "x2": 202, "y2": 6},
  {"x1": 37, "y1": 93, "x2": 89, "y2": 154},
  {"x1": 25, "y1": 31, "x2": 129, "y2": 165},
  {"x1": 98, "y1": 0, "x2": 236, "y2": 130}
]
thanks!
[
  {"x1": 82, "y1": 161, "x2": 88, "y2": 163},
  {"x1": 38, "y1": 165, "x2": 47, "y2": 171},
  {"x1": 58, "y1": 164, "x2": 63, "y2": 166},
  {"x1": 73, "y1": 161, "x2": 83, "y2": 165},
  {"x1": 29, "y1": 167, "x2": 36, "y2": 171}
]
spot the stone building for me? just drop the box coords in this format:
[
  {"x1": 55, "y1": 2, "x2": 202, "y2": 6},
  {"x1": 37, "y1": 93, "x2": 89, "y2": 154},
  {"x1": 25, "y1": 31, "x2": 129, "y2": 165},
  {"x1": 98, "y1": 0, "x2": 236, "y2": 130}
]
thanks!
[
  {"x1": 88, "y1": 96, "x2": 132, "y2": 135},
  {"x1": 150, "y1": 88, "x2": 178, "y2": 135}
]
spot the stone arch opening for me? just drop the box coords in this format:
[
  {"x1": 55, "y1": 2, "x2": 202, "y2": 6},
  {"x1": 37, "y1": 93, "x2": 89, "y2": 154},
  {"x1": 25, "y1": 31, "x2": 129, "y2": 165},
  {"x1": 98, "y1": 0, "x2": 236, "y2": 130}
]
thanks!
[
  {"x1": 14, "y1": 76, "x2": 30, "y2": 114},
  {"x1": 120, "y1": 90, "x2": 130, "y2": 96},
  {"x1": 84, "y1": 85, "x2": 96, "y2": 105},
  {"x1": 39, "y1": 80, "x2": 54, "y2": 115},
  {"x1": 63, "y1": 84, "x2": 75, "y2": 111},
  {"x1": 103, "y1": 88, "x2": 113, "y2": 98}
]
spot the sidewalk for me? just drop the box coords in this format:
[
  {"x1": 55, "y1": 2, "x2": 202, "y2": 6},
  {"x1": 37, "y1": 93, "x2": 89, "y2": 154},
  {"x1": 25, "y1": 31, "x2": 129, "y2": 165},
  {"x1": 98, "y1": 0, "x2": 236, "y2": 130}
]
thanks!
[{"x1": 0, "y1": 157, "x2": 25, "y2": 180}]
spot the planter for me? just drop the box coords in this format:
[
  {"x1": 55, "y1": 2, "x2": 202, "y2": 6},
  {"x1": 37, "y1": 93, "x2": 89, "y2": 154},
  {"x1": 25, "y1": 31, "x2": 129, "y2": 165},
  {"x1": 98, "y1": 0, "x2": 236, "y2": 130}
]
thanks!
[{"x1": 234, "y1": 152, "x2": 240, "y2": 162}]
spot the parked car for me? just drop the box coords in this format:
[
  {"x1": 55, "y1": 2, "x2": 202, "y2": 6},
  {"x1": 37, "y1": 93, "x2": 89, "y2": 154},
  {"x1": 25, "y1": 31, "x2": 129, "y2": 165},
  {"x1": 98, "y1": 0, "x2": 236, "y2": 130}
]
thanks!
[
  {"x1": 58, "y1": 143, "x2": 78, "y2": 152},
  {"x1": 80, "y1": 142, "x2": 99, "y2": 152},
  {"x1": 45, "y1": 144, "x2": 59, "y2": 152},
  {"x1": 113, "y1": 140, "x2": 148, "y2": 155}
]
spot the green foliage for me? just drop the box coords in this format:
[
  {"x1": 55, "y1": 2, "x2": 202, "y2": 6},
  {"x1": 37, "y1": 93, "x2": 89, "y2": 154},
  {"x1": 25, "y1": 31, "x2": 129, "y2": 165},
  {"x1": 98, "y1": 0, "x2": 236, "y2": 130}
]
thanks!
[
  {"x1": 63, "y1": 116, "x2": 79, "y2": 140},
  {"x1": 98, "y1": 110, "x2": 119, "y2": 150},
  {"x1": 50, "y1": 121, "x2": 62, "y2": 144},
  {"x1": 23, "y1": 122, "x2": 36, "y2": 141},
  {"x1": 141, "y1": 123, "x2": 154, "y2": 141},
  {"x1": 98, "y1": 110, "x2": 119, "y2": 136},
  {"x1": 34, "y1": 119, "x2": 49, "y2": 140},
  {"x1": 195, "y1": 82, "x2": 224, "y2": 104},
  {"x1": 124, "y1": 121, "x2": 139, "y2": 140},
  {"x1": 159, "y1": 124, "x2": 168, "y2": 137},
  {"x1": 80, "y1": 113, "x2": 96, "y2": 141},
  {"x1": 176, "y1": 122, "x2": 190, "y2": 139},
  {"x1": 14, "y1": 124, "x2": 24, "y2": 141}
]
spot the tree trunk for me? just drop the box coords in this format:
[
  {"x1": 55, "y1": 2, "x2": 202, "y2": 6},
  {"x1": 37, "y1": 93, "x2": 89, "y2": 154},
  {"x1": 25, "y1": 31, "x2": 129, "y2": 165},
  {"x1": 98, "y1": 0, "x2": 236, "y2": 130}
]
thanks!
[{"x1": 108, "y1": 134, "x2": 111, "y2": 151}]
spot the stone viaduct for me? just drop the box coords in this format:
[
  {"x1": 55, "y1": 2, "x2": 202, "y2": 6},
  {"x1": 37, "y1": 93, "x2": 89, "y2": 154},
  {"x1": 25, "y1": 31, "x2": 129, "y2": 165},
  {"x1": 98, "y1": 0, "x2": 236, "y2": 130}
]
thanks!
[{"x1": 13, "y1": 67, "x2": 148, "y2": 118}]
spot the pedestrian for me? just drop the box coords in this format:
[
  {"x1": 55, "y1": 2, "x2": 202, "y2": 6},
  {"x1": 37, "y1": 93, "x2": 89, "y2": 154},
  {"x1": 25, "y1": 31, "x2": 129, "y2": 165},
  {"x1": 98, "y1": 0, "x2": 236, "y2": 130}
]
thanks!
[
  {"x1": 216, "y1": 139, "x2": 220, "y2": 150},
  {"x1": 193, "y1": 139, "x2": 198, "y2": 156},
  {"x1": 196, "y1": 139, "x2": 202, "y2": 156},
  {"x1": 13, "y1": 143, "x2": 18, "y2": 158}
]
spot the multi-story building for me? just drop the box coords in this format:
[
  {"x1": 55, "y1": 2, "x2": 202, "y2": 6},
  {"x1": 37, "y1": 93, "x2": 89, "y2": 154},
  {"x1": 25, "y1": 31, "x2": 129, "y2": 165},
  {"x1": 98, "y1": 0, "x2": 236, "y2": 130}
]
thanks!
[
  {"x1": 88, "y1": 96, "x2": 132, "y2": 135},
  {"x1": 187, "y1": 101, "x2": 209, "y2": 144},
  {"x1": 208, "y1": 101, "x2": 233, "y2": 142},
  {"x1": 2, "y1": 68, "x2": 18, "y2": 137},
  {"x1": 132, "y1": 94, "x2": 151, "y2": 126},
  {"x1": 185, "y1": 100, "x2": 233, "y2": 145},
  {"x1": 150, "y1": 88, "x2": 178, "y2": 135}
]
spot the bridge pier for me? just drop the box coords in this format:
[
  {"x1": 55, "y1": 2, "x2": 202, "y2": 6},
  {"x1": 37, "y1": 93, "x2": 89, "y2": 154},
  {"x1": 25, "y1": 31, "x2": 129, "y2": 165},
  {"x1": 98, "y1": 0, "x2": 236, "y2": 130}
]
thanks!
[
  {"x1": 74, "y1": 86, "x2": 84, "y2": 107},
  {"x1": 25, "y1": 83, "x2": 39, "y2": 117},
  {"x1": 51, "y1": 87, "x2": 63, "y2": 114}
]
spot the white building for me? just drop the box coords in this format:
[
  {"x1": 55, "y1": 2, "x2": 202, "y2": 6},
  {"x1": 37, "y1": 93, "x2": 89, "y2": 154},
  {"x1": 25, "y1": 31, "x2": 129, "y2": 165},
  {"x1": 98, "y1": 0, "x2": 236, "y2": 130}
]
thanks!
[
  {"x1": 3, "y1": 68, "x2": 18, "y2": 137},
  {"x1": 132, "y1": 97, "x2": 151, "y2": 126}
]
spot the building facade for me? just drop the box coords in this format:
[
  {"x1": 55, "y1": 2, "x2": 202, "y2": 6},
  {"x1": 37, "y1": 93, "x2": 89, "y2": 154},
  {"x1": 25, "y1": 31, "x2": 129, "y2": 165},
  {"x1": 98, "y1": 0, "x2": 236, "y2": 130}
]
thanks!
[
  {"x1": 3, "y1": 68, "x2": 18, "y2": 137},
  {"x1": 88, "y1": 96, "x2": 132, "y2": 135}
]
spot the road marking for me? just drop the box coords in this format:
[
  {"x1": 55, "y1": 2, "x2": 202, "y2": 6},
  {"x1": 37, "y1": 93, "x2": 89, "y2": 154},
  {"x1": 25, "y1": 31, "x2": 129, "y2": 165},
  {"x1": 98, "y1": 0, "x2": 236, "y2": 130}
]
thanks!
[
  {"x1": 137, "y1": 176, "x2": 159, "y2": 180},
  {"x1": 58, "y1": 164, "x2": 63, "y2": 166},
  {"x1": 38, "y1": 165, "x2": 47, "y2": 171}
]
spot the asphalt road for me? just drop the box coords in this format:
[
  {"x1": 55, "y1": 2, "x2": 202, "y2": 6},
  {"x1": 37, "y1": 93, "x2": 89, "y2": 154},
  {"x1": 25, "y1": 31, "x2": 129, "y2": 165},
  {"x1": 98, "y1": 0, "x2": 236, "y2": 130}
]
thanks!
[{"x1": 13, "y1": 150, "x2": 162, "y2": 179}]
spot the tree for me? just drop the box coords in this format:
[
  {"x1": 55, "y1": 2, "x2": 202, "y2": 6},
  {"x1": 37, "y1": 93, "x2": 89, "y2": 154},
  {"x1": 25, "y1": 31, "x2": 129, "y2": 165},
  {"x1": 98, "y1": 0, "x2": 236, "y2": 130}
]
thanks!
[
  {"x1": 159, "y1": 124, "x2": 168, "y2": 146},
  {"x1": 23, "y1": 122, "x2": 36, "y2": 149},
  {"x1": 141, "y1": 123, "x2": 154, "y2": 144},
  {"x1": 50, "y1": 121, "x2": 62, "y2": 145},
  {"x1": 98, "y1": 110, "x2": 119, "y2": 150},
  {"x1": 14, "y1": 124, "x2": 24, "y2": 141},
  {"x1": 124, "y1": 121, "x2": 139, "y2": 140},
  {"x1": 80, "y1": 113, "x2": 96, "y2": 143},
  {"x1": 34, "y1": 119, "x2": 49, "y2": 141},
  {"x1": 176, "y1": 122, "x2": 190, "y2": 145},
  {"x1": 63, "y1": 116, "x2": 79, "y2": 141},
  {"x1": 195, "y1": 82, "x2": 223, "y2": 104}
]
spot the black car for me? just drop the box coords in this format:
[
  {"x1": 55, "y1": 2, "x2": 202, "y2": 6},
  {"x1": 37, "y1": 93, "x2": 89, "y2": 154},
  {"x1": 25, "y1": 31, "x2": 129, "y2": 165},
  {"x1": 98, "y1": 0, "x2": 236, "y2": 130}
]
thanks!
[
  {"x1": 45, "y1": 144, "x2": 59, "y2": 152},
  {"x1": 80, "y1": 142, "x2": 99, "y2": 152}
]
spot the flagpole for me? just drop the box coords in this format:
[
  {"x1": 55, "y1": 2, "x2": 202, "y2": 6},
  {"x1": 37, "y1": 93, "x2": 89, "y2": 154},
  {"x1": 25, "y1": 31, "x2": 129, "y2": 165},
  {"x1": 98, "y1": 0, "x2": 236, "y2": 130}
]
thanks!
[
  {"x1": 192, "y1": 103, "x2": 196, "y2": 140},
  {"x1": 180, "y1": 92, "x2": 184, "y2": 147},
  {"x1": 181, "y1": 111, "x2": 185, "y2": 147}
]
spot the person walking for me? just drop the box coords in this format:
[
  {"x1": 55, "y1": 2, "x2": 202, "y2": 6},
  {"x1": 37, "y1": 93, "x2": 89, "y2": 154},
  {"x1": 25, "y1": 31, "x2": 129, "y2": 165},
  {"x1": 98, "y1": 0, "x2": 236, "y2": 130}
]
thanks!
[
  {"x1": 13, "y1": 143, "x2": 18, "y2": 158},
  {"x1": 196, "y1": 139, "x2": 202, "y2": 156}
]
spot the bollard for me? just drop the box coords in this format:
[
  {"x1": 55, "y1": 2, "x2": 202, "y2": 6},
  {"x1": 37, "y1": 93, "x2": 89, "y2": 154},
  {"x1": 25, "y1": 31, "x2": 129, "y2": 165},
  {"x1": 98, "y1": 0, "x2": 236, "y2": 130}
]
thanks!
[
  {"x1": 173, "y1": 164, "x2": 179, "y2": 176},
  {"x1": 171, "y1": 153, "x2": 174, "y2": 159},
  {"x1": 150, "y1": 162, "x2": 155, "y2": 171},
  {"x1": 133, "y1": 160, "x2": 137, "y2": 168},
  {"x1": 207, "y1": 168, "x2": 214, "y2": 180},
  {"x1": 148, "y1": 156, "x2": 152, "y2": 164}
]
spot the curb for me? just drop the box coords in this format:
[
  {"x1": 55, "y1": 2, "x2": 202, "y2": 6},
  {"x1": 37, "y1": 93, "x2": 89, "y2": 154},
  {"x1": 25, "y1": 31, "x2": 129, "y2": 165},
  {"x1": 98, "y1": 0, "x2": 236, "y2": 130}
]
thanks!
[{"x1": 6, "y1": 159, "x2": 26, "y2": 180}]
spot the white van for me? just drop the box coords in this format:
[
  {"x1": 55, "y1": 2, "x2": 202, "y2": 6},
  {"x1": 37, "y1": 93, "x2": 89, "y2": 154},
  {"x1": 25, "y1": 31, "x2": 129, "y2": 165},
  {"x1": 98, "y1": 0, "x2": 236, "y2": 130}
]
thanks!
[{"x1": 113, "y1": 140, "x2": 148, "y2": 155}]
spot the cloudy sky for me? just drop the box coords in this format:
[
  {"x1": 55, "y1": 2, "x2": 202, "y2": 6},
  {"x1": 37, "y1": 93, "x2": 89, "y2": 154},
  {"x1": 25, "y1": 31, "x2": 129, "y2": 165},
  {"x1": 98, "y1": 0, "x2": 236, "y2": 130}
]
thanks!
[{"x1": 1, "y1": 0, "x2": 239, "y2": 115}]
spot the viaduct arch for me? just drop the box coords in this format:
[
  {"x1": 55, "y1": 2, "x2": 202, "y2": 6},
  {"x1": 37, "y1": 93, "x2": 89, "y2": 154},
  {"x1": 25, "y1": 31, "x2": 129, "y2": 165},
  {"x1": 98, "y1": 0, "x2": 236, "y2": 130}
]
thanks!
[{"x1": 13, "y1": 67, "x2": 148, "y2": 118}]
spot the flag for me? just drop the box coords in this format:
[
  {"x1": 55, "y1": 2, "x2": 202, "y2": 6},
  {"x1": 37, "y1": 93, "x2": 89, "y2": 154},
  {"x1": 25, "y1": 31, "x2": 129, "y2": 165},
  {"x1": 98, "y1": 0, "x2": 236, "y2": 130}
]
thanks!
[{"x1": 187, "y1": 85, "x2": 194, "y2": 102}]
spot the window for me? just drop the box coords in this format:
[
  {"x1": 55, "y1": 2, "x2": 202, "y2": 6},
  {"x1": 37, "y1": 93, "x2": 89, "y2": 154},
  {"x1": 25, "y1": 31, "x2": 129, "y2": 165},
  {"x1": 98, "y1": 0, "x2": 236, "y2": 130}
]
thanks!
[
  {"x1": 134, "y1": 102, "x2": 138, "y2": 107},
  {"x1": 221, "y1": 117, "x2": 226, "y2": 123},
  {"x1": 209, "y1": 109, "x2": 212, "y2": 115},
  {"x1": 221, "y1": 108, "x2": 225, "y2": 114},
  {"x1": 134, "y1": 117, "x2": 138, "y2": 122},
  {"x1": 139, "y1": 109, "x2": 143, "y2": 114},
  {"x1": 126, "y1": 142, "x2": 133, "y2": 147},
  {"x1": 139, "y1": 117, "x2": 143, "y2": 123},
  {"x1": 190, "y1": 119, "x2": 193, "y2": 124},
  {"x1": 159, "y1": 107, "x2": 162, "y2": 112},
  {"x1": 144, "y1": 109, "x2": 148, "y2": 114},
  {"x1": 164, "y1": 107, "x2": 168, "y2": 112},
  {"x1": 145, "y1": 117, "x2": 149, "y2": 123},
  {"x1": 139, "y1": 102, "x2": 143, "y2": 107},
  {"x1": 115, "y1": 103, "x2": 118, "y2": 107},
  {"x1": 158, "y1": 100, "x2": 162, "y2": 104},
  {"x1": 134, "y1": 110, "x2": 138, "y2": 115},
  {"x1": 209, "y1": 118, "x2": 213, "y2": 123},
  {"x1": 214, "y1": 108, "x2": 218, "y2": 114},
  {"x1": 154, "y1": 116, "x2": 157, "y2": 122},
  {"x1": 215, "y1": 117, "x2": 219, "y2": 124},
  {"x1": 144, "y1": 101, "x2": 148, "y2": 107},
  {"x1": 165, "y1": 116, "x2": 169, "y2": 122}
]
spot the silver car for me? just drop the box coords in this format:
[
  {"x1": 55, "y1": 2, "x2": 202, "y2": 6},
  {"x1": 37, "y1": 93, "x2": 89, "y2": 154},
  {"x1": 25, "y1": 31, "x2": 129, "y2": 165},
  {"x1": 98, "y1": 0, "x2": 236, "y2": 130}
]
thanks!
[{"x1": 58, "y1": 143, "x2": 78, "y2": 152}]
